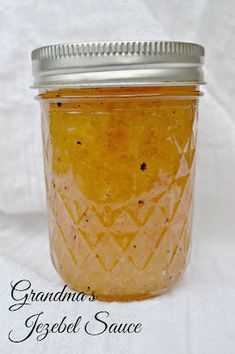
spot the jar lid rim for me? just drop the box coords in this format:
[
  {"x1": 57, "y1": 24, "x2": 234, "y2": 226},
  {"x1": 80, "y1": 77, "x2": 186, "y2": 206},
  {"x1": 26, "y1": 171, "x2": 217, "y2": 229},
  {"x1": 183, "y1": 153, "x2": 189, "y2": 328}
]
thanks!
[{"x1": 31, "y1": 40, "x2": 205, "y2": 88}]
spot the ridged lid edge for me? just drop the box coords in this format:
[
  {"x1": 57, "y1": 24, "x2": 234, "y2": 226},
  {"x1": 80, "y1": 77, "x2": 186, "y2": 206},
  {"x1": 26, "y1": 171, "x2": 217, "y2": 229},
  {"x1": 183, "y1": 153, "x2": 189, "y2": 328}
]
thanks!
[{"x1": 32, "y1": 41, "x2": 205, "y2": 60}]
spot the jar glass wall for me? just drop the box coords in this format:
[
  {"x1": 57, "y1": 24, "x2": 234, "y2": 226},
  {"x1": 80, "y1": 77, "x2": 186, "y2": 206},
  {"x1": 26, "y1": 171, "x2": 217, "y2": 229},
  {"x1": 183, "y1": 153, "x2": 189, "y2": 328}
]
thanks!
[{"x1": 39, "y1": 86, "x2": 201, "y2": 301}]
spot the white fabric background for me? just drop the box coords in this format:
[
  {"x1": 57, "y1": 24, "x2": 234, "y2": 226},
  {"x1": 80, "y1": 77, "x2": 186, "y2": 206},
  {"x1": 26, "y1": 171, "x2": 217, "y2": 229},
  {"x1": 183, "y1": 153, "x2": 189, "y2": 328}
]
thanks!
[{"x1": 0, "y1": 1, "x2": 235, "y2": 353}]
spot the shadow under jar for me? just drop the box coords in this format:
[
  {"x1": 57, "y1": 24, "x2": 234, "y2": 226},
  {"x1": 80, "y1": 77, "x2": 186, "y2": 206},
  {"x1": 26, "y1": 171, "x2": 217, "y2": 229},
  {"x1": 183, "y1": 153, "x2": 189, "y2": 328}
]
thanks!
[{"x1": 31, "y1": 41, "x2": 205, "y2": 301}]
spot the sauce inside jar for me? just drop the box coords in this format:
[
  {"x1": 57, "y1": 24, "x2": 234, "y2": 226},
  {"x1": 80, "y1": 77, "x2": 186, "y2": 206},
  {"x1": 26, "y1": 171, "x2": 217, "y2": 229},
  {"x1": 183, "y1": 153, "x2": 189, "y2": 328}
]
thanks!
[{"x1": 40, "y1": 86, "x2": 199, "y2": 301}]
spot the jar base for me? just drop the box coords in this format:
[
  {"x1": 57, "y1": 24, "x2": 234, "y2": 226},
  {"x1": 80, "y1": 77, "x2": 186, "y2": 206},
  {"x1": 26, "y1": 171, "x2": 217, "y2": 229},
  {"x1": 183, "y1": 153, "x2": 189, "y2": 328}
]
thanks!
[
  {"x1": 66, "y1": 280, "x2": 174, "y2": 302},
  {"x1": 51, "y1": 251, "x2": 184, "y2": 302},
  {"x1": 82, "y1": 288, "x2": 169, "y2": 302}
]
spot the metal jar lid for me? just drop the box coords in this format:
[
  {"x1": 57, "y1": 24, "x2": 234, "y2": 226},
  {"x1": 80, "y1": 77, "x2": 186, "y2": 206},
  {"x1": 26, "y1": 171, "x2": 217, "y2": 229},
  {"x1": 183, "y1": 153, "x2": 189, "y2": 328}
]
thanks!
[{"x1": 31, "y1": 41, "x2": 205, "y2": 88}]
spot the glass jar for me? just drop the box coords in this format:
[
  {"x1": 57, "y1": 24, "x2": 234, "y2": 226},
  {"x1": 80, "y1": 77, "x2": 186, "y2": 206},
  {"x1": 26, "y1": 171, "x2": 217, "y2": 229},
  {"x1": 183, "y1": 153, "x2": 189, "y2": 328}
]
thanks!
[{"x1": 32, "y1": 41, "x2": 205, "y2": 301}]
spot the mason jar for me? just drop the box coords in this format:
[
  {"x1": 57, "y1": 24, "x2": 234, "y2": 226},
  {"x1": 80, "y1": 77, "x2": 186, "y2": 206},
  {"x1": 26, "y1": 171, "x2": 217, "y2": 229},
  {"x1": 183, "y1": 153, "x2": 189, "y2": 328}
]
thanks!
[{"x1": 31, "y1": 41, "x2": 205, "y2": 301}]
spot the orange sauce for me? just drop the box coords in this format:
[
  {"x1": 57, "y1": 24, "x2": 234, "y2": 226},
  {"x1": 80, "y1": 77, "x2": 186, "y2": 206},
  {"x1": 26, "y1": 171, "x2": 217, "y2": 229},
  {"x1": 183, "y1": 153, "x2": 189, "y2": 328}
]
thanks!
[{"x1": 40, "y1": 86, "x2": 199, "y2": 301}]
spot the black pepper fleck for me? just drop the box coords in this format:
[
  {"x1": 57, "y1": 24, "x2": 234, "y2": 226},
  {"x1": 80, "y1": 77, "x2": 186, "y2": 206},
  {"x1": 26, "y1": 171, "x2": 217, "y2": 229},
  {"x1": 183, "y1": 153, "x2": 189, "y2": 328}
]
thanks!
[
  {"x1": 173, "y1": 111, "x2": 175, "y2": 114},
  {"x1": 74, "y1": 235, "x2": 76, "y2": 240},
  {"x1": 76, "y1": 141, "x2": 82, "y2": 145},
  {"x1": 57, "y1": 102, "x2": 62, "y2": 107},
  {"x1": 140, "y1": 162, "x2": 147, "y2": 171},
  {"x1": 133, "y1": 245, "x2": 136, "y2": 248},
  {"x1": 138, "y1": 200, "x2": 144, "y2": 205},
  {"x1": 87, "y1": 286, "x2": 90, "y2": 290}
]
